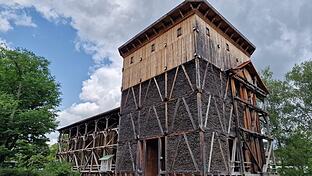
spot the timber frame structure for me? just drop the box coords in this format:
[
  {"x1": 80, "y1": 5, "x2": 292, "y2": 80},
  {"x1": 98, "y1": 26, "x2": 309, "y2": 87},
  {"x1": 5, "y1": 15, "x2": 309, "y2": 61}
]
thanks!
[
  {"x1": 57, "y1": 108, "x2": 119, "y2": 175},
  {"x1": 116, "y1": 59, "x2": 277, "y2": 176},
  {"x1": 58, "y1": 0, "x2": 278, "y2": 175}
]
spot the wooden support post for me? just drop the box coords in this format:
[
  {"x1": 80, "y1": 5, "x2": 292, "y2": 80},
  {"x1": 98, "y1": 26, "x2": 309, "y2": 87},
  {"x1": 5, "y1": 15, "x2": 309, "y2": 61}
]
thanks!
[
  {"x1": 204, "y1": 94, "x2": 211, "y2": 128},
  {"x1": 230, "y1": 79, "x2": 245, "y2": 173},
  {"x1": 207, "y1": 132, "x2": 215, "y2": 173},
  {"x1": 230, "y1": 137, "x2": 238, "y2": 174}
]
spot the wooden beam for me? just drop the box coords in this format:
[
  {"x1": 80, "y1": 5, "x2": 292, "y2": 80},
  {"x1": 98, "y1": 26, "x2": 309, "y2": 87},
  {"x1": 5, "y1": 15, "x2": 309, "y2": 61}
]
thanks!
[
  {"x1": 181, "y1": 64, "x2": 194, "y2": 91},
  {"x1": 204, "y1": 9, "x2": 210, "y2": 17},
  {"x1": 236, "y1": 38, "x2": 241, "y2": 43},
  {"x1": 152, "y1": 27, "x2": 158, "y2": 35},
  {"x1": 137, "y1": 38, "x2": 142, "y2": 45},
  {"x1": 153, "y1": 77, "x2": 164, "y2": 102},
  {"x1": 182, "y1": 97, "x2": 196, "y2": 130},
  {"x1": 153, "y1": 106, "x2": 164, "y2": 135},
  {"x1": 217, "y1": 134, "x2": 228, "y2": 171},
  {"x1": 196, "y1": 3, "x2": 202, "y2": 10},
  {"x1": 169, "y1": 16, "x2": 174, "y2": 24},
  {"x1": 169, "y1": 67, "x2": 179, "y2": 99},
  {"x1": 230, "y1": 138, "x2": 238, "y2": 174},
  {"x1": 224, "y1": 27, "x2": 230, "y2": 34},
  {"x1": 227, "y1": 105, "x2": 234, "y2": 134},
  {"x1": 204, "y1": 94, "x2": 212, "y2": 128},
  {"x1": 145, "y1": 33, "x2": 149, "y2": 40},
  {"x1": 230, "y1": 33, "x2": 235, "y2": 39},
  {"x1": 231, "y1": 74, "x2": 267, "y2": 97},
  {"x1": 207, "y1": 132, "x2": 215, "y2": 172},
  {"x1": 217, "y1": 21, "x2": 222, "y2": 28},
  {"x1": 183, "y1": 134, "x2": 199, "y2": 171},
  {"x1": 179, "y1": 9, "x2": 184, "y2": 18},
  {"x1": 190, "y1": 3, "x2": 195, "y2": 9},
  {"x1": 211, "y1": 17, "x2": 216, "y2": 23}
]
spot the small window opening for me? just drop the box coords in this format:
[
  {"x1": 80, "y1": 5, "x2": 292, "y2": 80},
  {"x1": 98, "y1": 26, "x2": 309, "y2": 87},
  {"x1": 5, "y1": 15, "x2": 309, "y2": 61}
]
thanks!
[
  {"x1": 151, "y1": 44, "x2": 155, "y2": 52},
  {"x1": 226, "y1": 43, "x2": 230, "y2": 51},
  {"x1": 217, "y1": 44, "x2": 220, "y2": 49},
  {"x1": 130, "y1": 57, "x2": 134, "y2": 64},
  {"x1": 236, "y1": 58, "x2": 239, "y2": 62},
  {"x1": 206, "y1": 27, "x2": 210, "y2": 36},
  {"x1": 177, "y1": 27, "x2": 182, "y2": 37}
]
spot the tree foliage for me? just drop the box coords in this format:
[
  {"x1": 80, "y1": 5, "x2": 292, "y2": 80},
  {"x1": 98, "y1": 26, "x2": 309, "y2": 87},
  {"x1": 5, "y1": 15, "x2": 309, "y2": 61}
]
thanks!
[
  {"x1": 0, "y1": 47, "x2": 61, "y2": 166},
  {"x1": 262, "y1": 60, "x2": 312, "y2": 175}
]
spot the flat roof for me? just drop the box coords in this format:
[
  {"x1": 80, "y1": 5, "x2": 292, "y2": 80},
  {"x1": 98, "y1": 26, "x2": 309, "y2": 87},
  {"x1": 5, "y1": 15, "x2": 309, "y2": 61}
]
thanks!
[
  {"x1": 119, "y1": 0, "x2": 256, "y2": 58},
  {"x1": 57, "y1": 107, "x2": 120, "y2": 131}
]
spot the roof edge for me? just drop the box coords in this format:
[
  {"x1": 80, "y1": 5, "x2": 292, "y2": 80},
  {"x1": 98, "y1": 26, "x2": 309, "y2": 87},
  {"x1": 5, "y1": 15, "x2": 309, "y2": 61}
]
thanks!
[
  {"x1": 118, "y1": 0, "x2": 256, "y2": 58},
  {"x1": 57, "y1": 107, "x2": 120, "y2": 131}
]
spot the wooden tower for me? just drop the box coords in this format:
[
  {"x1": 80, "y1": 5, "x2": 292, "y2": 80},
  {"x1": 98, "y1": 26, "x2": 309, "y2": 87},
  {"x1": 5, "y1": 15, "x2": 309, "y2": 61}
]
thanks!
[{"x1": 116, "y1": 0, "x2": 277, "y2": 176}]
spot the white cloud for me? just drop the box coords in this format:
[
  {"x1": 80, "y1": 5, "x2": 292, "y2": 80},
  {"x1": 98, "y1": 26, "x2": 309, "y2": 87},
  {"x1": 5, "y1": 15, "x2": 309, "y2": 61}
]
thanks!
[
  {"x1": 57, "y1": 66, "x2": 121, "y2": 129},
  {"x1": 1, "y1": 0, "x2": 312, "y2": 144},
  {"x1": 0, "y1": 0, "x2": 181, "y2": 132},
  {"x1": 0, "y1": 7, "x2": 36, "y2": 32},
  {"x1": 0, "y1": 17, "x2": 12, "y2": 32},
  {"x1": 209, "y1": 0, "x2": 312, "y2": 77},
  {"x1": 0, "y1": 0, "x2": 183, "y2": 144}
]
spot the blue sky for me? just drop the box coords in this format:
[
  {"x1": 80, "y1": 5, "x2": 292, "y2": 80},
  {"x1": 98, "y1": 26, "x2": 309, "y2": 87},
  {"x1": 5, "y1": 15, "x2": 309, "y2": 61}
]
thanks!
[
  {"x1": 0, "y1": 8, "x2": 93, "y2": 108},
  {"x1": 0, "y1": 0, "x2": 311, "y2": 143}
]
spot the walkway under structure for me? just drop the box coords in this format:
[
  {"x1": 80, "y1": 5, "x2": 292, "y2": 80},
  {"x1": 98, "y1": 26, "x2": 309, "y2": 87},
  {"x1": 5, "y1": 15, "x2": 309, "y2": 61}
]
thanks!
[{"x1": 57, "y1": 108, "x2": 119, "y2": 175}]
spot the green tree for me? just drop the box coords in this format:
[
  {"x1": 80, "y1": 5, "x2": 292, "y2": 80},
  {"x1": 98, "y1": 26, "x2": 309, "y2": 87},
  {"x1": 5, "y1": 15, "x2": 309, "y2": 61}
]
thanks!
[
  {"x1": 285, "y1": 61, "x2": 312, "y2": 131},
  {"x1": 39, "y1": 144, "x2": 79, "y2": 176},
  {"x1": 261, "y1": 60, "x2": 312, "y2": 175},
  {"x1": 0, "y1": 47, "x2": 61, "y2": 167},
  {"x1": 276, "y1": 131, "x2": 312, "y2": 176}
]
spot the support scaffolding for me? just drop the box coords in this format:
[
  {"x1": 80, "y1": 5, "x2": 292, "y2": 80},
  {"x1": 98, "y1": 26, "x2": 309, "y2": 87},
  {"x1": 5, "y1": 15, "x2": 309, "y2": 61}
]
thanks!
[
  {"x1": 228, "y1": 62, "x2": 277, "y2": 175},
  {"x1": 57, "y1": 108, "x2": 119, "y2": 176}
]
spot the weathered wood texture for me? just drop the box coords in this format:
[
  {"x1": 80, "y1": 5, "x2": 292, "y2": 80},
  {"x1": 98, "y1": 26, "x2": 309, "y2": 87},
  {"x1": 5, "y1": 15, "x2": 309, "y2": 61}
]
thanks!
[
  {"x1": 116, "y1": 59, "x2": 276, "y2": 175},
  {"x1": 122, "y1": 14, "x2": 196, "y2": 90},
  {"x1": 121, "y1": 13, "x2": 250, "y2": 90},
  {"x1": 194, "y1": 14, "x2": 249, "y2": 70},
  {"x1": 57, "y1": 109, "x2": 119, "y2": 176}
]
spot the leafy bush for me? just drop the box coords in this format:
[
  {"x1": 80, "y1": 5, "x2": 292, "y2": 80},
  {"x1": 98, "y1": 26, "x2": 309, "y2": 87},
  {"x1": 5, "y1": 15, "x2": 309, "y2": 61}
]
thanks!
[
  {"x1": 0, "y1": 168, "x2": 39, "y2": 176},
  {"x1": 39, "y1": 161, "x2": 79, "y2": 176}
]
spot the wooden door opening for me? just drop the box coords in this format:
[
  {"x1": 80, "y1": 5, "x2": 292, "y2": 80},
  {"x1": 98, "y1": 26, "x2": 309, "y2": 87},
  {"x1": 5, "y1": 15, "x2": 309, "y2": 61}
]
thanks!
[{"x1": 145, "y1": 139, "x2": 158, "y2": 176}]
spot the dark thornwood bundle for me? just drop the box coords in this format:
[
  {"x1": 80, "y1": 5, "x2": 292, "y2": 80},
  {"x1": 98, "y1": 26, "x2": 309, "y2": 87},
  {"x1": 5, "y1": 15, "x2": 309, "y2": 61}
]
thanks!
[{"x1": 116, "y1": 58, "x2": 276, "y2": 176}]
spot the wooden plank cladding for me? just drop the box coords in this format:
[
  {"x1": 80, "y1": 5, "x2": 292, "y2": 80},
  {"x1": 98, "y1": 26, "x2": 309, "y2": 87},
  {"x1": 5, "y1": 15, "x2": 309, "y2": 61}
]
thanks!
[
  {"x1": 122, "y1": 14, "x2": 196, "y2": 90},
  {"x1": 121, "y1": 13, "x2": 251, "y2": 90},
  {"x1": 194, "y1": 15, "x2": 250, "y2": 70},
  {"x1": 119, "y1": 0, "x2": 256, "y2": 58}
]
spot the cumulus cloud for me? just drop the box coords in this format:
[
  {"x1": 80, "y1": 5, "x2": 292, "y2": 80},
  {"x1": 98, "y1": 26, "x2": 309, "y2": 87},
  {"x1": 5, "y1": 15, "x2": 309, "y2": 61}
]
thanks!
[
  {"x1": 57, "y1": 66, "x2": 121, "y2": 128},
  {"x1": 0, "y1": 16, "x2": 12, "y2": 32},
  {"x1": 1, "y1": 0, "x2": 311, "y2": 143},
  {"x1": 0, "y1": 7, "x2": 36, "y2": 32},
  {"x1": 209, "y1": 0, "x2": 312, "y2": 77}
]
